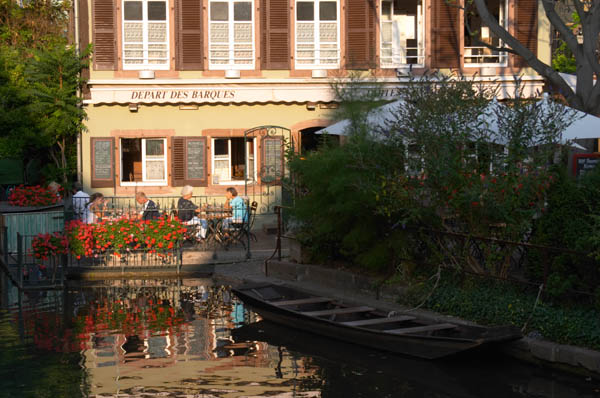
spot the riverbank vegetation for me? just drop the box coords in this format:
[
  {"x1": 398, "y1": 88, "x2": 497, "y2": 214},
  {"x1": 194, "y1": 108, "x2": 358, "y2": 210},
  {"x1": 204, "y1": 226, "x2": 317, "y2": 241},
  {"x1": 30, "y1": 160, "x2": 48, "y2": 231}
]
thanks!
[{"x1": 287, "y1": 75, "x2": 600, "y2": 348}]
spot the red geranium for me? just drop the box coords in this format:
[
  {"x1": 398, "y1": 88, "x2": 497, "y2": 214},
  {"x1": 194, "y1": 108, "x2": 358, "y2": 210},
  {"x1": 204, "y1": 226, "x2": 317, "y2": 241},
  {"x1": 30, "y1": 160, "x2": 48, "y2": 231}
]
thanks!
[
  {"x1": 8, "y1": 184, "x2": 63, "y2": 207},
  {"x1": 31, "y1": 232, "x2": 69, "y2": 260}
]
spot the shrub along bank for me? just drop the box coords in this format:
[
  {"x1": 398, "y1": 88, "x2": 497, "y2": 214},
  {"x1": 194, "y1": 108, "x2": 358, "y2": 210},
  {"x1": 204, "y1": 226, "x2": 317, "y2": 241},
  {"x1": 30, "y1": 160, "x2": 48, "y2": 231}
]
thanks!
[{"x1": 399, "y1": 269, "x2": 600, "y2": 351}]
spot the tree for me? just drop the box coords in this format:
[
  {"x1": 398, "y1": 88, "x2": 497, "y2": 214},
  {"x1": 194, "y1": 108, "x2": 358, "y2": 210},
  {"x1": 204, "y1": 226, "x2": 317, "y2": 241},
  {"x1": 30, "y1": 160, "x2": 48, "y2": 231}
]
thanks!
[
  {"x1": 0, "y1": 0, "x2": 89, "y2": 185},
  {"x1": 468, "y1": 0, "x2": 600, "y2": 115},
  {"x1": 27, "y1": 43, "x2": 90, "y2": 185}
]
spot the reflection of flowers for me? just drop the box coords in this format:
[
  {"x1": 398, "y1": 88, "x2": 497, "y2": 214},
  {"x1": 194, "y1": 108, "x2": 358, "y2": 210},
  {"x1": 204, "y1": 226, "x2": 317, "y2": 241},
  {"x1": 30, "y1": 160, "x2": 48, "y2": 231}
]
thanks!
[
  {"x1": 31, "y1": 232, "x2": 69, "y2": 260},
  {"x1": 8, "y1": 184, "x2": 63, "y2": 207},
  {"x1": 75, "y1": 298, "x2": 185, "y2": 337},
  {"x1": 18, "y1": 296, "x2": 187, "y2": 353}
]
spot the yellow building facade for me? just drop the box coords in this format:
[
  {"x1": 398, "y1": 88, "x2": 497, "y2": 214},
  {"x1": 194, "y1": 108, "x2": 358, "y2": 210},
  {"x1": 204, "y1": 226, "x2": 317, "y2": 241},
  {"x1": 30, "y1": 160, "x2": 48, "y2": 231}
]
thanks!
[{"x1": 77, "y1": 0, "x2": 552, "y2": 210}]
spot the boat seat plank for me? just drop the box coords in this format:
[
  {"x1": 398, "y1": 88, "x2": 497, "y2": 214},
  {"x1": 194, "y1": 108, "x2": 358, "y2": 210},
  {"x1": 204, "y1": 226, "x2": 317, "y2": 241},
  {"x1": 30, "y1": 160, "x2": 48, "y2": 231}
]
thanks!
[
  {"x1": 341, "y1": 315, "x2": 416, "y2": 327},
  {"x1": 387, "y1": 323, "x2": 458, "y2": 335},
  {"x1": 301, "y1": 306, "x2": 374, "y2": 317},
  {"x1": 273, "y1": 297, "x2": 333, "y2": 306}
]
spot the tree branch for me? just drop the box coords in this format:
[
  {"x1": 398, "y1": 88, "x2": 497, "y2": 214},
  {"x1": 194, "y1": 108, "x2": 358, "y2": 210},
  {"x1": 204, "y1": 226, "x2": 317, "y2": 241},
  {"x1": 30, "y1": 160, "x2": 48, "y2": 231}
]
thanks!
[
  {"x1": 541, "y1": 0, "x2": 579, "y2": 55},
  {"x1": 472, "y1": 0, "x2": 579, "y2": 108}
]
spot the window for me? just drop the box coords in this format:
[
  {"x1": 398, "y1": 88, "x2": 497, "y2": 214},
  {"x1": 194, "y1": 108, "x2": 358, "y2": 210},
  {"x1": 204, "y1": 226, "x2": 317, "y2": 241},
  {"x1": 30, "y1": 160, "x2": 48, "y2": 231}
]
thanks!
[
  {"x1": 464, "y1": 0, "x2": 507, "y2": 66},
  {"x1": 209, "y1": 0, "x2": 255, "y2": 69},
  {"x1": 120, "y1": 138, "x2": 167, "y2": 185},
  {"x1": 211, "y1": 138, "x2": 257, "y2": 184},
  {"x1": 122, "y1": 0, "x2": 169, "y2": 69},
  {"x1": 295, "y1": 0, "x2": 339, "y2": 68},
  {"x1": 380, "y1": 0, "x2": 424, "y2": 67}
]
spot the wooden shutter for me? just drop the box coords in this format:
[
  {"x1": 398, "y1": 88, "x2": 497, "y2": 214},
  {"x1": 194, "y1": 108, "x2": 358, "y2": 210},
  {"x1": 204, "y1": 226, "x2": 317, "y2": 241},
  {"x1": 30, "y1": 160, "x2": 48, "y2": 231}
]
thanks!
[
  {"x1": 172, "y1": 137, "x2": 208, "y2": 186},
  {"x1": 431, "y1": 0, "x2": 459, "y2": 69},
  {"x1": 91, "y1": 137, "x2": 115, "y2": 188},
  {"x1": 345, "y1": 0, "x2": 377, "y2": 69},
  {"x1": 513, "y1": 0, "x2": 538, "y2": 67},
  {"x1": 92, "y1": 0, "x2": 117, "y2": 70},
  {"x1": 261, "y1": 137, "x2": 284, "y2": 184},
  {"x1": 260, "y1": 0, "x2": 290, "y2": 69},
  {"x1": 176, "y1": 0, "x2": 204, "y2": 70}
]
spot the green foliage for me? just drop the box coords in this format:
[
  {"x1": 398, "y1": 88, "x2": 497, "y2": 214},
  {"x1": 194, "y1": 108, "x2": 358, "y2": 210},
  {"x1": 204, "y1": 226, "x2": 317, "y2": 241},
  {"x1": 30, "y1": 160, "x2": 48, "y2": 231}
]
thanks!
[
  {"x1": 0, "y1": 0, "x2": 88, "y2": 184},
  {"x1": 289, "y1": 135, "x2": 403, "y2": 271},
  {"x1": 400, "y1": 270, "x2": 600, "y2": 350},
  {"x1": 529, "y1": 166, "x2": 600, "y2": 299},
  {"x1": 290, "y1": 74, "x2": 577, "y2": 277},
  {"x1": 552, "y1": 41, "x2": 577, "y2": 74},
  {"x1": 26, "y1": 42, "x2": 90, "y2": 183}
]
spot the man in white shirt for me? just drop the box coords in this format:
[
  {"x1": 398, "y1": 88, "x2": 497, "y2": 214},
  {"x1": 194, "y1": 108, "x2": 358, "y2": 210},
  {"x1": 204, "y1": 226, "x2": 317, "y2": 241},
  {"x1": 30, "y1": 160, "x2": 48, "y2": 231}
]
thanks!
[{"x1": 72, "y1": 182, "x2": 90, "y2": 221}]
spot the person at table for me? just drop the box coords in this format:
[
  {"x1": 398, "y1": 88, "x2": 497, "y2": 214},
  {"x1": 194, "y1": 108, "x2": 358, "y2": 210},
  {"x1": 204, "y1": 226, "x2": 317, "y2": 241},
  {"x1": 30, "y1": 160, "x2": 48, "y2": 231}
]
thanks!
[
  {"x1": 84, "y1": 192, "x2": 106, "y2": 224},
  {"x1": 136, "y1": 192, "x2": 159, "y2": 221},
  {"x1": 71, "y1": 182, "x2": 90, "y2": 221},
  {"x1": 223, "y1": 187, "x2": 248, "y2": 230},
  {"x1": 177, "y1": 185, "x2": 207, "y2": 239}
]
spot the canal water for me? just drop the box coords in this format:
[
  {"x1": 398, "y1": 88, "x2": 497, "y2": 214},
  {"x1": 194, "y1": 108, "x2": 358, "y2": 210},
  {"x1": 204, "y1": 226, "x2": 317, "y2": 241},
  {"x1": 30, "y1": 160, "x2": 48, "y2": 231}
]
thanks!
[{"x1": 1, "y1": 278, "x2": 599, "y2": 398}]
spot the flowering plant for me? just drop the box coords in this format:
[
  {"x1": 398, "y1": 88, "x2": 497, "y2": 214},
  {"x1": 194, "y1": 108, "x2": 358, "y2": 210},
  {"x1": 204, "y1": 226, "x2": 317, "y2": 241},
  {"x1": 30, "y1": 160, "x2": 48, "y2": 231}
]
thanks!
[
  {"x1": 63, "y1": 216, "x2": 186, "y2": 259},
  {"x1": 8, "y1": 184, "x2": 63, "y2": 207},
  {"x1": 31, "y1": 232, "x2": 69, "y2": 260}
]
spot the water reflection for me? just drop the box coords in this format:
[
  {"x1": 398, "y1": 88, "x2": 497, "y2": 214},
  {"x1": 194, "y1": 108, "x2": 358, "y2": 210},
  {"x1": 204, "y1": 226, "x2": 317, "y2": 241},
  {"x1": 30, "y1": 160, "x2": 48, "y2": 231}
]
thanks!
[{"x1": 0, "y1": 279, "x2": 599, "y2": 398}]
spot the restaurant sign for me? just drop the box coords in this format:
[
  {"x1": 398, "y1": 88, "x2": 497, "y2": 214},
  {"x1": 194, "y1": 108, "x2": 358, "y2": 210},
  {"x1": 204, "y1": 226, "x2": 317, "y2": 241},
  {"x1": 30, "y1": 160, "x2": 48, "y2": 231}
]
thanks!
[{"x1": 87, "y1": 85, "x2": 404, "y2": 105}]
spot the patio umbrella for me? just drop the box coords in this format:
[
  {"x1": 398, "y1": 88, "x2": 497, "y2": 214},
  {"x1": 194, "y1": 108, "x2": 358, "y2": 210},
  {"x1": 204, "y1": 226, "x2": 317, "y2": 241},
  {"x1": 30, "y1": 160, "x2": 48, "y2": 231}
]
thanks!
[
  {"x1": 317, "y1": 95, "x2": 591, "y2": 150},
  {"x1": 314, "y1": 99, "x2": 404, "y2": 136}
]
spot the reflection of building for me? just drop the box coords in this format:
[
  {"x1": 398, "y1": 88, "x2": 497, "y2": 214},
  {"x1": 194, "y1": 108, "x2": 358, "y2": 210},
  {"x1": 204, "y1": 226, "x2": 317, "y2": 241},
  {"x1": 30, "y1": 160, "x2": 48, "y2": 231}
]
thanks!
[
  {"x1": 78, "y1": 283, "x2": 318, "y2": 397},
  {"x1": 75, "y1": 0, "x2": 548, "y2": 211}
]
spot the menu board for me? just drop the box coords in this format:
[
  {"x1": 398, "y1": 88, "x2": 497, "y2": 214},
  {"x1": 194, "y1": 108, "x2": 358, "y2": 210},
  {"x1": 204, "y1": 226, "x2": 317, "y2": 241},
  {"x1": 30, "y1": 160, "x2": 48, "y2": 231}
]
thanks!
[
  {"x1": 94, "y1": 140, "x2": 112, "y2": 179},
  {"x1": 573, "y1": 153, "x2": 600, "y2": 177},
  {"x1": 187, "y1": 139, "x2": 205, "y2": 180},
  {"x1": 263, "y1": 138, "x2": 282, "y2": 181}
]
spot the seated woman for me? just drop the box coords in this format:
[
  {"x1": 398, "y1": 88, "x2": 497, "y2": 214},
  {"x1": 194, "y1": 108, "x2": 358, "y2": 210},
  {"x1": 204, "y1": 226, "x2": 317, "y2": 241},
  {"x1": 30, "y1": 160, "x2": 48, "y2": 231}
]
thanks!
[
  {"x1": 222, "y1": 187, "x2": 248, "y2": 230},
  {"x1": 84, "y1": 193, "x2": 107, "y2": 224},
  {"x1": 177, "y1": 185, "x2": 207, "y2": 240}
]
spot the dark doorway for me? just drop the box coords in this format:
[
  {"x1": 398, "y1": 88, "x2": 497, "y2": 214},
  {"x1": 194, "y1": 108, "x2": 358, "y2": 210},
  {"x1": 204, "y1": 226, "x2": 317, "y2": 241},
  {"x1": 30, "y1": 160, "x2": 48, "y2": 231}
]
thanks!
[{"x1": 300, "y1": 126, "x2": 339, "y2": 153}]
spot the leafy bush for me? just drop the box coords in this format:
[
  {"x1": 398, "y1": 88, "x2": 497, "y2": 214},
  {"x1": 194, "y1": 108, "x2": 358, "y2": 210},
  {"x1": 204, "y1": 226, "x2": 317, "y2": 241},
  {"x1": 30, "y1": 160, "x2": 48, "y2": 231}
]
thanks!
[
  {"x1": 529, "y1": 166, "x2": 600, "y2": 298},
  {"x1": 290, "y1": 76, "x2": 576, "y2": 278},
  {"x1": 400, "y1": 269, "x2": 600, "y2": 350},
  {"x1": 289, "y1": 135, "x2": 404, "y2": 272}
]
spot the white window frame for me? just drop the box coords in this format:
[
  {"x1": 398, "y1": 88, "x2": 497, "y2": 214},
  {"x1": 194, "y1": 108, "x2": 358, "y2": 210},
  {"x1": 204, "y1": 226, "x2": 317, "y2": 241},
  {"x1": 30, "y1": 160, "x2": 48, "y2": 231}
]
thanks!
[
  {"x1": 121, "y1": 0, "x2": 170, "y2": 70},
  {"x1": 211, "y1": 138, "x2": 258, "y2": 185},
  {"x1": 379, "y1": 0, "x2": 425, "y2": 68},
  {"x1": 463, "y1": 0, "x2": 508, "y2": 67},
  {"x1": 294, "y1": 0, "x2": 340, "y2": 69},
  {"x1": 208, "y1": 0, "x2": 255, "y2": 70},
  {"x1": 120, "y1": 138, "x2": 168, "y2": 186}
]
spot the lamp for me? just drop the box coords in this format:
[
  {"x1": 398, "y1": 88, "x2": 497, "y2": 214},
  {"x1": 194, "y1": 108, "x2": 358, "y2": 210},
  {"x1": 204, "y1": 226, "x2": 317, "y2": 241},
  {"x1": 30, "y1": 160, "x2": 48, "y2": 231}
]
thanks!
[{"x1": 128, "y1": 103, "x2": 138, "y2": 112}]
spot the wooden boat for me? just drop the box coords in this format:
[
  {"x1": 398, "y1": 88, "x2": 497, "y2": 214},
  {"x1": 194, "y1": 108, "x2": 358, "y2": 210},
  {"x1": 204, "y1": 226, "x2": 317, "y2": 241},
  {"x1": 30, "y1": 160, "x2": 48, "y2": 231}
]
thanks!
[{"x1": 232, "y1": 283, "x2": 522, "y2": 360}]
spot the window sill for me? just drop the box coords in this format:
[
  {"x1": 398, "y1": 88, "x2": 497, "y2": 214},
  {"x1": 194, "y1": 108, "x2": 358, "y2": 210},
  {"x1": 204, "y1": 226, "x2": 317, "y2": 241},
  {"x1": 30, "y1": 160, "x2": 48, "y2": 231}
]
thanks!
[
  {"x1": 122, "y1": 65, "x2": 170, "y2": 71},
  {"x1": 120, "y1": 181, "x2": 168, "y2": 187},
  {"x1": 213, "y1": 180, "x2": 256, "y2": 186},
  {"x1": 208, "y1": 64, "x2": 255, "y2": 71},
  {"x1": 463, "y1": 63, "x2": 507, "y2": 68},
  {"x1": 295, "y1": 64, "x2": 340, "y2": 70}
]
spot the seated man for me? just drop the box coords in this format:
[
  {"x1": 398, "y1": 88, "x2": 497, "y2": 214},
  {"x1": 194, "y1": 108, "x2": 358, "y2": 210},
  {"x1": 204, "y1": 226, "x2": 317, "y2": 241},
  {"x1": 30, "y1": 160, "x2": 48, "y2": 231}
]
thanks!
[
  {"x1": 136, "y1": 192, "x2": 159, "y2": 221},
  {"x1": 177, "y1": 185, "x2": 207, "y2": 240},
  {"x1": 223, "y1": 187, "x2": 248, "y2": 230},
  {"x1": 71, "y1": 182, "x2": 90, "y2": 221}
]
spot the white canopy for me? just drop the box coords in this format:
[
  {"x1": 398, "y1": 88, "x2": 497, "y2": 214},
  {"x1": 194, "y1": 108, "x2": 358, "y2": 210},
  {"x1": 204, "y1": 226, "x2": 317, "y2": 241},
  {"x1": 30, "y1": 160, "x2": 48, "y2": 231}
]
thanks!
[
  {"x1": 316, "y1": 96, "x2": 600, "y2": 145},
  {"x1": 315, "y1": 99, "x2": 404, "y2": 136}
]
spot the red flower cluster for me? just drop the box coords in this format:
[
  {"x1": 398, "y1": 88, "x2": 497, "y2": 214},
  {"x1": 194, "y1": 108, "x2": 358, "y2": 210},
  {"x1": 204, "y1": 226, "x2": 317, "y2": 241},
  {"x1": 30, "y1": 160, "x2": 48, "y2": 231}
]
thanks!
[
  {"x1": 8, "y1": 184, "x2": 63, "y2": 207},
  {"x1": 64, "y1": 216, "x2": 186, "y2": 259},
  {"x1": 31, "y1": 232, "x2": 69, "y2": 260}
]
